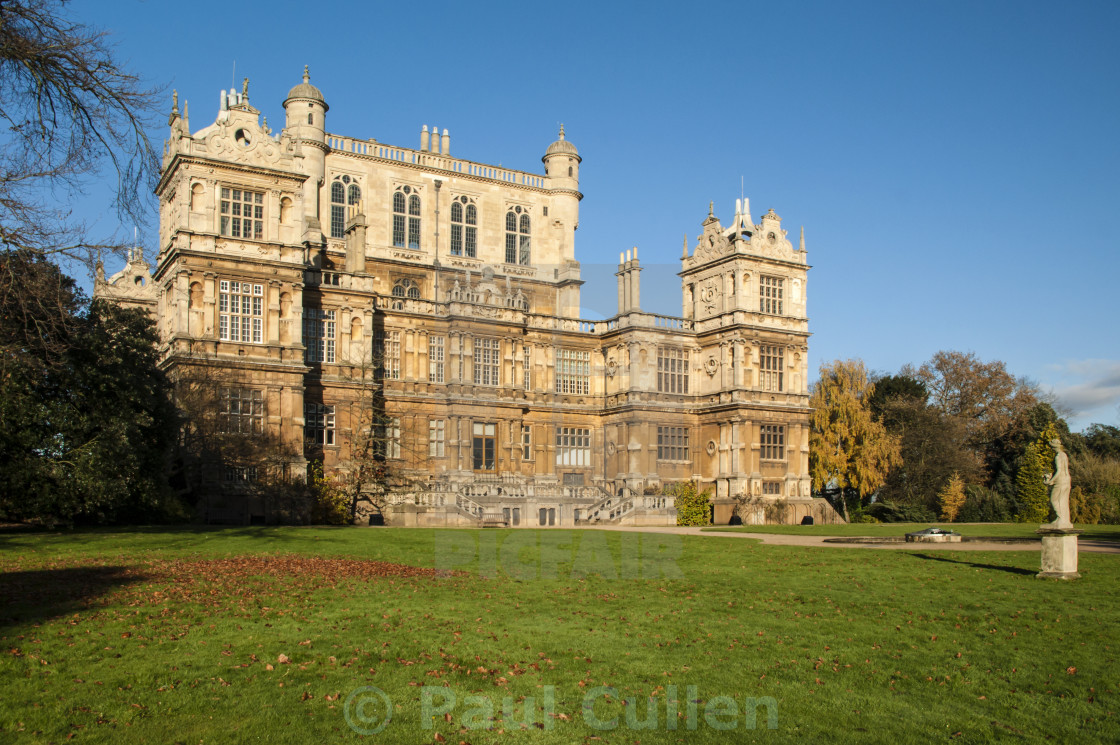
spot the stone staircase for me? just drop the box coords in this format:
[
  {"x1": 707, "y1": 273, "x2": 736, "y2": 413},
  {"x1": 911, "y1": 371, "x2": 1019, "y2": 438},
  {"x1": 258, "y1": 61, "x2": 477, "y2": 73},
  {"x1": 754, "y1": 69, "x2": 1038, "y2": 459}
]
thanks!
[{"x1": 384, "y1": 475, "x2": 676, "y2": 527}]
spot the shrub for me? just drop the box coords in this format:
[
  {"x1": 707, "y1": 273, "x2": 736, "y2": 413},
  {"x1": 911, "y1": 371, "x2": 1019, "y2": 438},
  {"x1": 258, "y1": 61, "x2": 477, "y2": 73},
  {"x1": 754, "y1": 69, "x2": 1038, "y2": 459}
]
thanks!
[
  {"x1": 865, "y1": 500, "x2": 936, "y2": 523},
  {"x1": 1070, "y1": 486, "x2": 1101, "y2": 525},
  {"x1": 1068, "y1": 453, "x2": 1120, "y2": 524},
  {"x1": 309, "y1": 461, "x2": 351, "y2": 525},
  {"x1": 668, "y1": 482, "x2": 711, "y2": 526},
  {"x1": 957, "y1": 485, "x2": 1013, "y2": 523}
]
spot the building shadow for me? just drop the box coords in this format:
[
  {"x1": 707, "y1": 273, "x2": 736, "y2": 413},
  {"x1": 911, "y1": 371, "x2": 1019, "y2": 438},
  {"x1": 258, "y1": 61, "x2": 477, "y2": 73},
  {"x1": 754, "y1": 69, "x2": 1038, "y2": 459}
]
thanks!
[
  {"x1": 0, "y1": 565, "x2": 152, "y2": 630},
  {"x1": 907, "y1": 552, "x2": 1037, "y2": 576}
]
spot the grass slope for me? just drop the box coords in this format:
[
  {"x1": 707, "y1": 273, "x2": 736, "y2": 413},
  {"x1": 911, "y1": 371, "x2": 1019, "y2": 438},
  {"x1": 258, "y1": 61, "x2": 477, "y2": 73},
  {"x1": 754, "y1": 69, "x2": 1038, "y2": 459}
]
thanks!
[{"x1": 0, "y1": 527, "x2": 1117, "y2": 744}]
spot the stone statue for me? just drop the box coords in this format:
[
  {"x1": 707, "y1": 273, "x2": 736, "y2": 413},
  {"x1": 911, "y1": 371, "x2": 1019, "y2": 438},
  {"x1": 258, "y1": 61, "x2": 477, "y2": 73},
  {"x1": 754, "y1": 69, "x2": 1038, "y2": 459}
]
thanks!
[{"x1": 1044, "y1": 437, "x2": 1072, "y2": 528}]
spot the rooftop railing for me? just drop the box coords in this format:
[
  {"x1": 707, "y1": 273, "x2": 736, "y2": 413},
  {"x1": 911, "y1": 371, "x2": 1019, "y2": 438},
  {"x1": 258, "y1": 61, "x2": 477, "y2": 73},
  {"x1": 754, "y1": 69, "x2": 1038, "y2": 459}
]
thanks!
[
  {"x1": 369, "y1": 294, "x2": 694, "y2": 336},
  {"x1": 326, "y1": 135, "x2": 547, "y2": 189}
]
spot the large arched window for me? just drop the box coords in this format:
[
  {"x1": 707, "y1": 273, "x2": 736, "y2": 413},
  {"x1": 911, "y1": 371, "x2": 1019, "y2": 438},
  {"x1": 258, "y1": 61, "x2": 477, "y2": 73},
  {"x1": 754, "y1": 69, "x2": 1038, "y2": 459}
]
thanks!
[
  {"x1": 505, "y1": 207, "x2": 530, "y2": 265},
  {"x1": 330, "y1": 176, "x2": 361, "y2": 239},
  {"x1": 330, "y1": 180, "x2": 345, "y2": 239},
  {"x1": 393, "y1": 185, "x2": 421, "y2": 249},
  {"x1": 450, "y1": 196, "x2": 477, "y2": 258}
]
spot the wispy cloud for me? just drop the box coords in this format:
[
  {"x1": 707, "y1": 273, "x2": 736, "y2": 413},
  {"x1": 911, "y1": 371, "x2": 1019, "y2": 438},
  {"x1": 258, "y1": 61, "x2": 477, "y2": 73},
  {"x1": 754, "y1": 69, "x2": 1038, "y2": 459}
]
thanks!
[{"x1": 1044, "y1": 359, "x2": 1120, "y2": 427}]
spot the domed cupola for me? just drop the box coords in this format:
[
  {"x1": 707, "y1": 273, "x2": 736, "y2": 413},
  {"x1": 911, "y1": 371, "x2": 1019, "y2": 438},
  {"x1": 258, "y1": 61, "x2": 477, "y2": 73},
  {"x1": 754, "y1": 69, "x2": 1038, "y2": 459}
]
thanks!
[
  {"x1": 542, "y1": 124, "x2": 581, "y2": 183},
  {"x1": 284, "y1": 65, "x2": 327, "y2": 110},
  {"x1": 545, "y1": 124, "x2": 579, "y2": 157},
  {"x1": 283, "y1": 66, "x2": 328, "y2": 140}
]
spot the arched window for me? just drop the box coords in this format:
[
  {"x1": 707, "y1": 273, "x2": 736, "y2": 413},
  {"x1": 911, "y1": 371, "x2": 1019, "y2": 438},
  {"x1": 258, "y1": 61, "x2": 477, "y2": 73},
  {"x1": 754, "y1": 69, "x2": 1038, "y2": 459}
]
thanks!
[
  {"x1": 408, "y1": 194, "x2": 421, "y2": 249},
  {"x1": 518, "y1": 213, "x2": 531, "y2": 265},
  {"x1": 505, "y1": 207, "x2": 530, "y2": 265},
  {"x1": 450, "y1": 196, "x2": 477, "y2": 258},
  {"x1": 330, "y1": 175, "x2": 358, "y2": 239},
  {"x1": 392, "y1": 191, "x2": 406, "y2": 247},
  {"x1": 393, "y1": 185, "x2": 421, "y2": 249},
  {"x1": 392, "y1": 278, "x2": 421, "y2": 300},
  {"x1": 330, "y1": 181, "x2": 345, "y2": 238},
  {"x1": 504, "y1": 210, "x2": 518, "y2": 264}
]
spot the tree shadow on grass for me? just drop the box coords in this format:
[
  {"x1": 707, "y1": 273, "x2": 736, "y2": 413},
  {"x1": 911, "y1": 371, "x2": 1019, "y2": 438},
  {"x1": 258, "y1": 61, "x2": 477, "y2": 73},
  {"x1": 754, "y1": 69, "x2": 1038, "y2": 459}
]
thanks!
[
  {"x1": 0, "y1": 565, "x2": 152, "y2": 630},
  {"x1": 1082, "y1": 529, "x2": 1120, "y2": 543},
  {"x1": 0, "y1": 524, "x2": 340, "y2": 553},
  {"x1": 907, "y1": 552, "x2": 1037, "y2": 576}
]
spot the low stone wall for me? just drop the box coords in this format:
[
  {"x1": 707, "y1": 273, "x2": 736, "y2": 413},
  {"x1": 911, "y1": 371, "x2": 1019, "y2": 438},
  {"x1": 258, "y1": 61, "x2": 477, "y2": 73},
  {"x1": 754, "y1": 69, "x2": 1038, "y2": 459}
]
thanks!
[{"x1": 719, "y1": 496, "x2": 845, "y2": 526}]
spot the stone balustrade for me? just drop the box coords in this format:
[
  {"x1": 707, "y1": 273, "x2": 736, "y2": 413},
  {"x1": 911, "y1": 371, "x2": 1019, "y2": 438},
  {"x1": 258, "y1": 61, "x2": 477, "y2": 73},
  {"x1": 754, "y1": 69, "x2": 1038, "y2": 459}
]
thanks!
[
  {"x1": 326, "y1": 135, "x2": 547, "y2": 189},
  {"x1": 368, "y1": 294, "x2": 694, "y2": 338}
]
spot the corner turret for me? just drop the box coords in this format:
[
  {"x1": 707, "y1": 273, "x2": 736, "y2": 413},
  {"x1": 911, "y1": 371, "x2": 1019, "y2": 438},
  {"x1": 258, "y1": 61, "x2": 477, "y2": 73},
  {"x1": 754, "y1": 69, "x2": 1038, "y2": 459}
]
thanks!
[
  {"x1": 542, "y1": 125, "x2": 583, "y2": 266},
  {"x1": 283, "y1": 65, "x2": 328, "y2": 143},
  {"x1": 542, "y1": 124, "x2": 580, "y2": 186},
  {"x1": 282, "y1": 66, "x2": 329, "y2": 244}
]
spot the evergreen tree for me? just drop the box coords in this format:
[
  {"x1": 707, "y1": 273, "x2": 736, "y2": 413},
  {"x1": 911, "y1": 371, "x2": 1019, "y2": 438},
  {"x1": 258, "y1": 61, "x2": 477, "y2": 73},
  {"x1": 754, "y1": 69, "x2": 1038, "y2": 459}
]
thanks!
[
  {"x1": 1015, "y1": 422, "x2": 1061, "y2": 524},
  {"x1": 1015, "y1": 441, "x2": 1049, "y2": 523},
  {"x1": 670, "y1": 482, "x2": 712, "y2": 526},
  {"x1": 0, "y1": 253, "x2": 178, "y2": 524}
]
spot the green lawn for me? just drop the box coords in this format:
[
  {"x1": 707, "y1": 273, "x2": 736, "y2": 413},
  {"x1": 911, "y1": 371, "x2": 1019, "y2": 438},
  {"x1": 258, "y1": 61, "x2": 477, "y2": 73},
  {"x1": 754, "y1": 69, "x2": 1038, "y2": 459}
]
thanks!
[
  {"x1": 702, "y1": 522, "x2": 1120, "y2": 541},
  {"x1": 1, "y1": 526, "x2": 1118, "y2": 743}
]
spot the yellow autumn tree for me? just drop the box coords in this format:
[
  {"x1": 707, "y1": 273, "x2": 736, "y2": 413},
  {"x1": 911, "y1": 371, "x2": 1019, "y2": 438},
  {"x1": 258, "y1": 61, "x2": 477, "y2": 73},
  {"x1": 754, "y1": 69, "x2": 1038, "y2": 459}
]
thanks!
[
  {"x1": 809, "y1": 359, "x2": 902, "y2": 522},
  {"x1": 938, "y1": 472, "x2": 966, "y2": 522}
]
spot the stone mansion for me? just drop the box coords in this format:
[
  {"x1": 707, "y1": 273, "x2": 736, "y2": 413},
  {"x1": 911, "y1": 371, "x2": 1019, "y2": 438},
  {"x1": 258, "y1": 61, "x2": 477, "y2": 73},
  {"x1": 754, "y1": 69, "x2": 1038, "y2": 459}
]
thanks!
[{"x1": 97, "y1": 69, "x2": 840, "y2": 527}]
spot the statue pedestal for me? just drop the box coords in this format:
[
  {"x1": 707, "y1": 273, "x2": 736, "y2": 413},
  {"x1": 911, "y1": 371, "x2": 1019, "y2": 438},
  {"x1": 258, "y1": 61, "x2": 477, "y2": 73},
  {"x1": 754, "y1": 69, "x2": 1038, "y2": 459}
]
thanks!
[{"x1": 1036, "y1": 528, "x2": 1081, "y2": 580}]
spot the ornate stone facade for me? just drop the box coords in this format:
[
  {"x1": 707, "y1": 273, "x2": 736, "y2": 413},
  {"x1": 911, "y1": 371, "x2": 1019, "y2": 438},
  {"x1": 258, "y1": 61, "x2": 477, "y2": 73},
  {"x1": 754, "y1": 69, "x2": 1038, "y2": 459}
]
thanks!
[{"x1": 113, "y1": 69, "x2": 839, "y2": 527}]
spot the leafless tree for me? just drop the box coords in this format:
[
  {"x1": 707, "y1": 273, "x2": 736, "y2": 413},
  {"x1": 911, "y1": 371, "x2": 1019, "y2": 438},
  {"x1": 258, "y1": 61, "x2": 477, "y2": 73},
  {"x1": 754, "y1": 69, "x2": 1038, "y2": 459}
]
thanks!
[
  {"x1": 0, "y1": 0, "x2": 161, "y2": 268},
  {"x1": 171, "y1": 359, "x2": 309, "y2": 524},
  {"x1": 322, "y1": 315, "x2": 426, "y2": 524}
]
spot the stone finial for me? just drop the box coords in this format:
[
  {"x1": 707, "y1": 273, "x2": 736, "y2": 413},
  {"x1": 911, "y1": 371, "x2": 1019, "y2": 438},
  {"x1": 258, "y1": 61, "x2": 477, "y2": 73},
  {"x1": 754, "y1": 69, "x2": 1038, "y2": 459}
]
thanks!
[
  {"x1": 172, "y1": 90, "x2": 179, "y2": 115},
  {"x1": 303, "y1": 65, "x2": 310, "y2": 83},
  {"x1": 262, "y1": 116, "x2": 270, "y2": 135},
  {"x1": 681, "y1": 235, "x2": 689, "y2": 259},
  {"x1": 708, "y1": 201, "x2": 714, "y2": 218},
  {"x1": 799, "y1": 226, "x2": 805, "y2": 251},
  {"x1": 558, "y1": 123, "x2": 566, "y2": 140},
  {"x1": 242, "y1": 77, "x2": 249, "y2": 99}
]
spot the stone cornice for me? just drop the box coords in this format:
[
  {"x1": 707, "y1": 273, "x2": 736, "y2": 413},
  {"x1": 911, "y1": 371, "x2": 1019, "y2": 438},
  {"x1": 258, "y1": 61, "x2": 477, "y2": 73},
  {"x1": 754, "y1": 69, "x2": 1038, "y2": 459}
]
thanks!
[
  {"x1": 678, "y1": 251, "x2": 811, "y2": 277},
  {"x1": 157, "y1": 152, "x2": 308, "y2": 196}
]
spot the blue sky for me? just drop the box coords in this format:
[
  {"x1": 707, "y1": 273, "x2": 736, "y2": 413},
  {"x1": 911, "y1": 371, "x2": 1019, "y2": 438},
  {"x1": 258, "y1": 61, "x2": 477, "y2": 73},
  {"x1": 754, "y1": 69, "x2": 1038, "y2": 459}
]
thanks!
[{"x1": 81, "y1": 0, "x2": 1119, "y2": 431}]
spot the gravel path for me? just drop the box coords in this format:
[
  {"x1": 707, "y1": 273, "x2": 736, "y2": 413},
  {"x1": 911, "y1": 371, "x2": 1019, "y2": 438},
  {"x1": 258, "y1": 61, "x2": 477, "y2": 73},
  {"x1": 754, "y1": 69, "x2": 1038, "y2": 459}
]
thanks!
[{"x1": 587, "y1": 525, "x2": 1120, "y2": 553}]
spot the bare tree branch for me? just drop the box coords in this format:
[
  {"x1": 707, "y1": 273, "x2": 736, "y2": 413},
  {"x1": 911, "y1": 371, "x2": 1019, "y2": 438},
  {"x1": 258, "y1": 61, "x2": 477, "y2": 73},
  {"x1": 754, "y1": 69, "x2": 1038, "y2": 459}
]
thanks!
[{"x1": 0, "y1": 0, "x2": 161, "y2": 271}]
